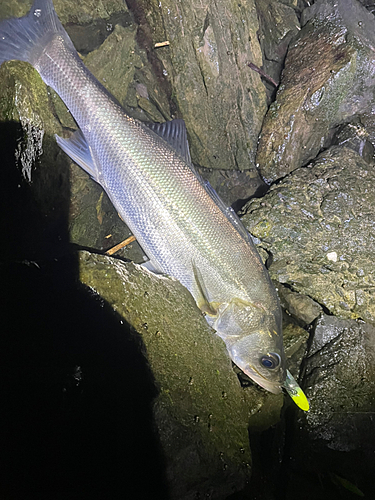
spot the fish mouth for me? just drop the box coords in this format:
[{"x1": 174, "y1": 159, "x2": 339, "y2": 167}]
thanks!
[
  {"x1": 242, "y1": 366, "x2": 310, "y2": 410},
  {"x1": 241, "y1": 365, "x2": 283, "y2": 394}
]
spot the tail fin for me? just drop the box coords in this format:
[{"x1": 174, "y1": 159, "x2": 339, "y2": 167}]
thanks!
[{"x1": 0, "y1": 0, "x2": 71, "y2": 67}]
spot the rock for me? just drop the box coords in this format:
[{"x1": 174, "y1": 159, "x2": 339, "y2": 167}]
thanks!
[
  {"x1": 242, "y1": 145, "x2": 375, "y2": 326},
  {"x1": 286, "y1": 313, "x2": 375, "y2": 499},
  {"x1": 83, "y1": 24, "x2": 172, "y2": 123},
  {"x1": 256, "y1": 0, "x2": 375, "y2": 182},
  {"x1": 278, "y1": 286, "x2": 322, "y2": 325},
  {"x1": 256, "y1": 0, "x2": 300, "y2": 94},
  {"x1": 197, "y1": 167, "x2": 267, "y2": 208},
  {"x1": 332, "y1": 122, "x2": 374, "y2": 163},
  {"x1": 133, "y1": 0, "x2": 268, "y2": 172},
  {"x1": 0, "y1": 0, "x2": 129, "y2": 28},
  {"x1": 79, "y1": 250, "x2": 253, "y2": 499},
  {"x1": 283, "y1": 321, "x2": 310, "y2": 373},
  {"x1": 54, "y1": 0, "x2": 128, "y2": 25},
  {"x1": 0, "y1": 60, "x2": 70, "y2": 262}
]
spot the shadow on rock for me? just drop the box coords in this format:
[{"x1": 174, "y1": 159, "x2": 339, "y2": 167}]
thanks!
[{"x1": 0, "y1": 120, "x2": 169, "y2": 500}]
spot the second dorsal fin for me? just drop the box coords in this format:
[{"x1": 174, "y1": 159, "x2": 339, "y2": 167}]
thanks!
[
  {"x1": 146, "y1": 119, "x2": 255, "y2": 247},
  {"x1": 145, "y1": 119, "x2": 192, "y2": 166}
]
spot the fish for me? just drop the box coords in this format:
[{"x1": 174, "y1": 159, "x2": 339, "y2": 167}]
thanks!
[{"x1": 0, "y1": 0, "x2": 308, "y2": 410}]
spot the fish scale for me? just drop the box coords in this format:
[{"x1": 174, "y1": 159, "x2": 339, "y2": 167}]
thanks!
[{"x1": 0, "y1": 0, "x2": 309, "y2": 410}]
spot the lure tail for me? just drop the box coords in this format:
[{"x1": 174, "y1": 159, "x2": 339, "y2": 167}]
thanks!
[{"x1": 0, "y1": 0, "x2": 73, "y2": 69}]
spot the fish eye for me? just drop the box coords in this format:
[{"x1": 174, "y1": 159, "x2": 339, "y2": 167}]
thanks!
[{"x1": 260, "y1": 352, "x2": 281, "y2": 370}]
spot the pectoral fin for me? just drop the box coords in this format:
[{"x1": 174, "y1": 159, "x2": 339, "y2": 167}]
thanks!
[
  {"x1": 192, "y1": 262, "x2": 219, "y2": 316},
  {"x1": 141, "y1": 259, "x2": 164, "y2": 274}
]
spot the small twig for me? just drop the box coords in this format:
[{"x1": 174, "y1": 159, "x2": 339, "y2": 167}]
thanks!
[
  {"x1": 154, "y1": 41, "x2": 170, "y2": 48},
  {"x1": 105, "y1": 235, "x2": 136, "y2": 256},
  {"x1": 247, "y1": 62, "x2": 278, "y2": 88}
]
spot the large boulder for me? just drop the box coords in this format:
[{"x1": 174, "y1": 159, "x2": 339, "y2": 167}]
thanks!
[
  {"x1": 242, "y1": 145, "x2": 375, "y2": 325},
  {"x1": 256, "y1": 0, "x2": 375, "y2": 182}
]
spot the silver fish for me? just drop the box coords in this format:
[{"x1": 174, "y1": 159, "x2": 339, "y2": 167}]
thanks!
[{"x1": 0, "y1": 0, "x2": 308, "y2": 410}]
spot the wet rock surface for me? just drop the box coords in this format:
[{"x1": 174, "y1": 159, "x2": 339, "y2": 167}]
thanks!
[
  {"x1": 79, "y1": 251, "x2": 253, "y2": 500},
  {"x1": 0, "y1": 60, "x2": 69, "y2": 262},
  {"x1": 303, "y1": 314, "x2": 375, "y2": 441},
  {"x1": 278, "y1": 286, "x2": 323, "y2": 326},
  {"x1": 286, "y1": 314, "x2": 375, "y2": 499},
  {"x1": 242, "y1": 146, "x2": 375, "y2": 325},
  {"x1": 240, "y1": 137, "x2": 375, "y2": 498},
  {"x1": 333, "y1": 122, "x2": 374, "y2": 163},
  {"x1": 257, "y1": 0, "x2": 375, "y2": 182},
  {"x1": 255, "y1": 0, "x2": 300, "y2": 95},
  {"x1": 132, "y1": 0, "x2": 267, "y2": 174}
]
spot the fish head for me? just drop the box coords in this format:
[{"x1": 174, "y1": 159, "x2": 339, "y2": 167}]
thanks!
[
  {"x1": 212, "y1": 298, "x2": 286, "y2": 394},
  {"x1": 229, "y1": 331, "x2": 286, "y2": 394}
]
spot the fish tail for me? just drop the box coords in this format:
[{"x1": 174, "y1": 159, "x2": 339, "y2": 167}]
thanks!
[{"x1": 0, "y1": 0, "x2": 71, "y2": 68}]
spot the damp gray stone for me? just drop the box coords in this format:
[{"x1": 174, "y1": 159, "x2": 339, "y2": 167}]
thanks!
[
  {"x1": 79, "y1": 250, "x2": 253, "y2": 499},
  {"x1": 256, "y1": 0, "x2": 375, "y2": 182},
  {"x1": 242, "y1": 146, "x2": 375, "y2": 326}
]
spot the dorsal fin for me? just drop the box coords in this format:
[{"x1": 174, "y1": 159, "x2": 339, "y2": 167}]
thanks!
[
  {"x1": 145, "y1": 119, "x2": 192, "y2": 165},
  {"x1": 146, "y1": 119, "x2": 255, "y2": 246}
]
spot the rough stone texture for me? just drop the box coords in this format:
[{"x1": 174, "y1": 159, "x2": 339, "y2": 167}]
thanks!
[
  {"x1": 278, "y1": 286, "x2": 322, "y2": 325},
  {"x1": 305, "y1": 315, "x2": 375, "y2": 444},
  {"x1": 79, "y1": 251, "x2": 253, "y2": 500},
  {"x1": 134, "y1": 0, "x2": 267, "y2": 172},
  {"x1": 285, "y1": 313, "x2": 375, "y2": 499},
  {"x1": 0, "y1": 0, "x2": 128, "y2": 25},
  {"x1": 256, "y1": 0, "x2": 375, "y2": 182},
  {"x1": 241, "y1": 146, "x2": 375, "y2": 325},
  {"x1": 332, "y1": 121, "x2": 374, "y2": 163},
  {"x1": 84, "y1": 24, "x2": 172, "y2": 123},
  {"x1": 256, "y1": 0, "x2": 300, "y2": 90},
  {"x1": 197, "y1": 167, "x2": 267, "y2": 208},
  {"x1": 54, "y1": 0, "x2": 127, "y2": 25}
]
